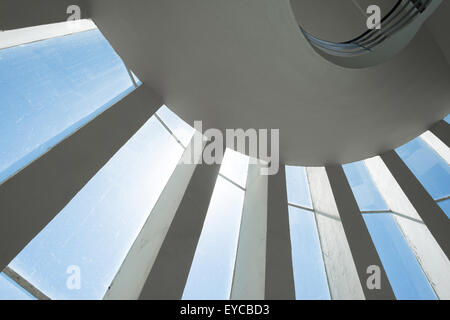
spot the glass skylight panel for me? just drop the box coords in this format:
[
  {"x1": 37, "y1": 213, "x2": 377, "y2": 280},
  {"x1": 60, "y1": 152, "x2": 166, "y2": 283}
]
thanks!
[
  {"x1": 288, "y1": 206, "x2": 330, "y2": 300},
  {"x1": 438, "y1": 199, "x2": 450, "y2": 219},
  {"x1": 182, "y1": 149, "x2": 249, "y2": 299},
  {"x1": 285, "y1": 165, "x2": 329, "y2": 299},
  {"x1": 344, "y1": 160, "x2": 437, "y2": 299},
  {"x1": 0, "y1": 28, "x2": 136, "y2": 184},
  {"x1": 396, "y1": 137, "x2": 450, "y2": 201},
  {"x1": 363, "y1": 214, "x2": 437, "y2": 300},
  {"x1": 444, "y1": 114, "x2": 450, "y2": 124},
  {"x1": 8, "y1": 115, "x2": 187, "y2": 300},
  {"x1": 285, "y1": 165, "x2": 313, "y2": 209},
  {"x1": 156, "y1": 105, "x2": 195, "y2": 147},
  {"x1": 343, "y1": 161, "x2": 389, "y2": 211},
  {"x1": 219, "y1": 148, "x2": 250, "y2": 188},
  {"x1": 0, "y1": 273, "x2": 36, "y2": 300}
]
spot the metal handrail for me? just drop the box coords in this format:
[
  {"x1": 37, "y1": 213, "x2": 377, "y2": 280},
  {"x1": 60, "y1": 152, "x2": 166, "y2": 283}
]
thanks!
[{"x1": 300, "y1": 0, "x2": 431, "y2": 56}]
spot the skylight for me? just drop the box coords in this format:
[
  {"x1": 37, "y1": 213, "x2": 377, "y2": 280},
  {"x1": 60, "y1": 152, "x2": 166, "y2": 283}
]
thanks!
[
  {"x1": 343, "y1": 161, "x2": 437, "y2": 300},
  {"x1": 156, "y1": 105, "x2": 195, "y2": 148},
  {"x1": 0, "y1": 273, "x2": 36, "y2": 300},
  {"x1": 0, "y1": 22, "x2": 137, "y2": 184},
  {"x1": 396, "y1": 136, "x2": 450, "y2": 218},
  {"x1": 343, "y1": 161, "x2": 389, "y2": 212},
  {"x1": 182, "y1": 149, "x2": 249, "y2": 300},
  {"x1": 285, "y1": 166, "x2": 330, "y2": 300},
  {"x1": 285, "y1": 165, "x2": 313, "y2": 209},
  {"x1": 363, "y1": 214, "x2": 437, "y2": 300},
  {"x1": 6, "y1": 107, "x2": 193, "y2": 299},
  {"x1": 0, "y1": 19, "x2": 200, "y2": 300},
  {"x1": 0, "y1": 20, "x2": 97, "y2": 50},
  {"x1": 396, "y1": 137, "x2": 449, "y2": 200},
  {"x1": 444, "y1": 114, "x2": 450, "y2": 124}
]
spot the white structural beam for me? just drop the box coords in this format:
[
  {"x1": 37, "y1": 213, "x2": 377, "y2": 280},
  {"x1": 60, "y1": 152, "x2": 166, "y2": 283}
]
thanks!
[
  {"x1": 326, "y1": 165, "x2": 395, "y2": 300},
  {"x1": 3, "y1": 266, "x2": 50, "y2": 300},
  {"x1": 420, "y1": 131, "x2": 450, "y2": 165},
  {"x1": 265, "y1": 165, "x2": 296, "y2": 299},
  {"x1": 139, "y1": 146, "x2": 223, "y2": 300},
  {"x1": 231, "y1": 161, "x2": 268, "y2": 300},
  {"x1": 0, "y1": 85, "x2": 162, "y2": 271},
  {"x1": 381, "y1": 151, "x2": 450, "y2": 258},
  {"x1": 104, "y1": 134, "x2": 204, "y2": 299},
  {"x1": 306, "y1": 167, "x2": 365, "y2": 300},
  {"x1": 0, "y1": 19, "x2": 97, "y2": 50},
  {"x1": 365, "y1": 156, "x2": 450, "y2": 299}
]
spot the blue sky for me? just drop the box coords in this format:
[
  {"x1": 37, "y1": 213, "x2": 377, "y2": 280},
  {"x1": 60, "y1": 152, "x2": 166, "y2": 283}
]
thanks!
[
  {"x1": 285, "y1": 165, "x2": 330, "y2": 300},
  {"x1": 0, "y1": 273, "x2": 36, "y2": 300},
  {"x1": 285, "y1": 165, "x2": 313, "y2": 209},
  {"x1": 343, "y1": 161, "x2": 389, "y2": 212},
  {"x1": 396, "y1": 136, "x2": 450, "y2": 218},
  {"x1": 344, "y1": 161, "x2": 438, "y2": 299},
  {"x1": 182, "y1": 149, "x2": 249, "y2": 300},
  {"x1": 0, "y1": 29, "x2": 134, "y2": 184},
  {"x1": 396, "y1": 137, "x2": 450, "y2": 201},
  {"x1": 364, "y1": 213, "x2": 437, "y2": 299}
]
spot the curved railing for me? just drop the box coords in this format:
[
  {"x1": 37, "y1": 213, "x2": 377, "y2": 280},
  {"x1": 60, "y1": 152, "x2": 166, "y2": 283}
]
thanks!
[{"x1": 301, "y1": 0, "x2": 431, "y2": 56}]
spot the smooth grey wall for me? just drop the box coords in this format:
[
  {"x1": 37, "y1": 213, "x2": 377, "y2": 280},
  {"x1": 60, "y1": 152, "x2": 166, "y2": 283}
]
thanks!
[
  {"x1": 0, "y1": 0, "x2": 87, "y2": 31},
  {"x1": 426, "y1": 0, "x2": 450, "y2": 65}
]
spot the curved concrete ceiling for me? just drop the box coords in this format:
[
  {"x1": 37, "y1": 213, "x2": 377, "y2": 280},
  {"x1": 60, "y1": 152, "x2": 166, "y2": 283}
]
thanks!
[
  {"x1": 88, "y1": 0, "x2": 450, "y2": 166},
  {"x1": 426, "y1": 0, "x2": 450, "y2": 65},
  {"x1": 290, "y1": 0, "x2": 398, "y2": 42}
]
